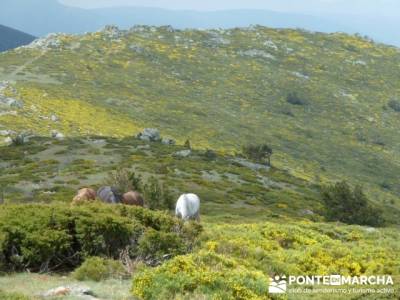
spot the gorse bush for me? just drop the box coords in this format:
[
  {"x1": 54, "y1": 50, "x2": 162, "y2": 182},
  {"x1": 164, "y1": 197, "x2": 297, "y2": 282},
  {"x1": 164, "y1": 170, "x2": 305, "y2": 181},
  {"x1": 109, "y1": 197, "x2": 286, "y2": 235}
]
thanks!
[
  {"x1": 72, "y1": 257, "x2": 126, "y2": 281},
  {"x1": 0, "y1": 203, "x2": 201, "y2": 272},
  {"x1": 132, "y1": 251, "x2": 270, "y2": 300},
  {"x1": 132, "y1": 221, "x2": 400, "y2": 299},
  {"x1": 321, "y1": 181, "x2": 384, "y2": 226}
]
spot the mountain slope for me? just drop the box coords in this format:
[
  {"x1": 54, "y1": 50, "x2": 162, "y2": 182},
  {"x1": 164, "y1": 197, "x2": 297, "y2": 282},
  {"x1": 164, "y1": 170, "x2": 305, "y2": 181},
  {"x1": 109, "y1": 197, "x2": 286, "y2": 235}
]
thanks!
[
  {"x1": 0, "y1": 24, "x2": 35, "y2": 52},
  {"x1": 0, "y1": 26, "x2": 399, "y2": 217},
  {"x1": 1, "y1": 0, "x2": 399, "y2": 46}
]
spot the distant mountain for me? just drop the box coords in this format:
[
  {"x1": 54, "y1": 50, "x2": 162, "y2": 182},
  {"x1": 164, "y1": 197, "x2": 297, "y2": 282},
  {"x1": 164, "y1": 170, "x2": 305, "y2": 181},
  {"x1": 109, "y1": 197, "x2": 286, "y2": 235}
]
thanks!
[
  {"x1": 0, "y1": 24, "x2": 35, "y2": 52},
  {"x1": 0, "y1": 0, "x2": 399, "y2": 46}
]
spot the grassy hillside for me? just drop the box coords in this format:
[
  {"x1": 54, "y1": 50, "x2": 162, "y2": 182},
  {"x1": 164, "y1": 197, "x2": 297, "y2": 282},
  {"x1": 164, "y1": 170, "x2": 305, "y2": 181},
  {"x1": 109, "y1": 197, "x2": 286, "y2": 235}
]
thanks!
[
  {"x1": 0, "y1": 137, "x2": 399, "y2": 299},
  {"x1": 0, "y1": 136, "x2": 323, "y2": 222},
  {"x1": 0, "y1": 26, "x2": 399, "y2": 212},
  {"x1": 0, "y1": 24, "x2": 35, "y2": 52}
]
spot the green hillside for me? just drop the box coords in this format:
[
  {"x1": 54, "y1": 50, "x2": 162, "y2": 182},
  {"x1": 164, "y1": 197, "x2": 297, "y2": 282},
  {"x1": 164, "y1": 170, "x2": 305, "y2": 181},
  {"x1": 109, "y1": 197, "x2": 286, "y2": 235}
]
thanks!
[{"x1": 1, "y1": 26, "x2": 400, "y2": 209}]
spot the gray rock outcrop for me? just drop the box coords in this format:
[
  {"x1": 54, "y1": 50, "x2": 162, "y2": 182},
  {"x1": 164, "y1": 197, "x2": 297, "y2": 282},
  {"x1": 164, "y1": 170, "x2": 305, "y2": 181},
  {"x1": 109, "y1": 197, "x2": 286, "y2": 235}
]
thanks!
[{"x1": 137, "y1": 128, "x2": 161, "y2": 142}]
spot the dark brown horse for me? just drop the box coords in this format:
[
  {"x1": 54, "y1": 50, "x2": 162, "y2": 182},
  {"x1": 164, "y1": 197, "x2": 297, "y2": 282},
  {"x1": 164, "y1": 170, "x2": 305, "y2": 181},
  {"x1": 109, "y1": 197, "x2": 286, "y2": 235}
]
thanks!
[{"x1": 122, "y1": 191, "x2": 144, "y2": 207}]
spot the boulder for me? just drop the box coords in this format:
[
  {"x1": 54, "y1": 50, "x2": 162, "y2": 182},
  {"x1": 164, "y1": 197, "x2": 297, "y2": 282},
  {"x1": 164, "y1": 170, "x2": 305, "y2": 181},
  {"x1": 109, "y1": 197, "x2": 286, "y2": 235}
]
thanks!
[
  {"x1": 101, "y1": 25, "x2": 122, "y2": 39},
  {"x1": 129, "y1": 43, "x2": 145, "y2": 54},
  {"x1": 174, "y1": 149, "x2": 191, "y2": 158},
  {"x1": 231, "y1": 158, "x2": 270, "y2": 171},
  {"x1": 25, "y1": 33, "x2": 63, "y2": 50},
  {"x1": 51, "y1": 130, "x2": 65, "y2": 140},
  {"x1": 238, "y1": 49, "x2": 275, "y2": 60},
  {"x1": 50, "y1": 114, "x2": 59, "y2": 122},
  {"x1": 42, "y1": 285, "x2": 96, "y2": 299},
  {"x1": 0, "y1": 130, "x2": 15, "y2": 136},
  {"x1": 0, "y1": 97, "x2": 23, "y2": 108},
  {"x1": 42, "y1": 286, "x2": 71, "y2": 297},
  {"x1": 162, "y1": 138, "x2": 176, "y2": 145},
  {"x1": 137, "y1": 128, "x2": 161, "y2": 142},
  {"x1": 299, "y1": 209, "x2": 315, "y2": 216},
  {"x1": 3, "y1": 137, "x2": 12, "y2": 145}
]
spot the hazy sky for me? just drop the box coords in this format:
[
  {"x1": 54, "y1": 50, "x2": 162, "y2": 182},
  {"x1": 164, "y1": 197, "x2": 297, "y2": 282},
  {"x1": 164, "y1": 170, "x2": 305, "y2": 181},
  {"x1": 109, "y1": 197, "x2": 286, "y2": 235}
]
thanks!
[{"x1": 61, "y1": 0, "x2": 400, "y2": 16}]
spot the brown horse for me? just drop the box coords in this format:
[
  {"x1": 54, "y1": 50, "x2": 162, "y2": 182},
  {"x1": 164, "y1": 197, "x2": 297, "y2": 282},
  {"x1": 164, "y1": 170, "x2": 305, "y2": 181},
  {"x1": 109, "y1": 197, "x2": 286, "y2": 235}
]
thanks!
[
  {"x1": 72, "y1": 188, "x2": 96, "y2": 205},
  {"x1": 122, "y1": 191, "x2": 144, "y2": 207}
]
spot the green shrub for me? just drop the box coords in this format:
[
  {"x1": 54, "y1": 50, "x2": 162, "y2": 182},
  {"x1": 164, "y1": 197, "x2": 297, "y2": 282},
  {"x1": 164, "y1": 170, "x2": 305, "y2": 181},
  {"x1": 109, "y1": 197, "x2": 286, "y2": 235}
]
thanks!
[
  {"x1": 138, "y1": 229, "x2": 186, "y2": 263},
  {"x1": 242, "y1": 144, "x2": 273, "y2": 165},
  {"x1": 143, "y1": 177, "x2": 174, "y2": 211},
  {"x1": 322, "y1": 181, "x2": 384, "y2": 227},
  {"x1": 388, "y1": 99, "x2": 400, "y2": 112},
  {"x1": 72, "y1": 257, "x2": 126, "y2": 281},
  {"x1": 203, "y1": 149, "x2": 217, "y2": 161},
  {"x1": 0, "y1": 203, "x2": 198, "y2": 272},
  {"x1": 104, "y1": 168, "x2": 142, "y2": 194},
  {"x1": 287, "y1": 92, "x2": 307, "y2": 106}
]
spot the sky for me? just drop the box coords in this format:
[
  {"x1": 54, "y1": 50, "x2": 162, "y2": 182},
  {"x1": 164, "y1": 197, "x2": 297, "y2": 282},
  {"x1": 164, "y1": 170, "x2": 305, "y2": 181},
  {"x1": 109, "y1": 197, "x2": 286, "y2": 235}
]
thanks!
[{"x1": 61, "y1": 0, "x2": 400, "y2": 16}]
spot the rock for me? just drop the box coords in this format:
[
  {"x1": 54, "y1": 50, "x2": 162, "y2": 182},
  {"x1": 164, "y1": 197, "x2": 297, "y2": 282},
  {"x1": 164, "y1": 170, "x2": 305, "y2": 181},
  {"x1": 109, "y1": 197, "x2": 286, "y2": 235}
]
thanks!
[
  {"x1": 162, "y1": 138, "x2": 176, "y2": 145},
  {"x1": 25, "y1": 33, "x2": 63, "y2": 50},
  {"x1": 174, "y1": 149, "x2": 191, "y2": 157},
  {"x1": 4, "y1": 137, "x2": 12, "y2": 145},
  {"x1": 43, "y1": 286, "x2": 71, "y2": 297},
  {"x1": 0, "y1": 97, "x2": 23, "y2": 108},
  {"x1": 137, "y1": 128, "x2": 161, "y2": 142},
  {"x1": 238, "y1": 49, "x2": 275, "y2": 60},
  {"x1": 264, "y1": 40, "x2": 278, "y2": 51},
  {"x1": 231, "y1": 158, "x2": 270, "y2": 171},
  {"x1": 0, "y1": 130, "x2": 15, "y2": 136},
  {"x1": 363, "y1": 227, "x2": 378, "y2": 233},
  {"x1": 299, "y1": 209, "x2": 314, "y2": 216},
  {"x1": 206, "y1": 32, "x2": 230, "y2": 47},
  {"x1": 51, "y1": 130, "x2": 65, "y2": 140},
  {"x1": 42, "y1": 285, "x2": 96, "y2": 299},
  {"x1": 50, "y1": 114, "x2": 59, "y2": 122},
  {"x1": 291, "y1": 72, "x2": 310, "y2": 80},
  {"x1": 101, "y1": 25, "x2": 122, "y2": 39},
  {"x1": 129, "y1": 43, "x2": 145, "y2": 54}
]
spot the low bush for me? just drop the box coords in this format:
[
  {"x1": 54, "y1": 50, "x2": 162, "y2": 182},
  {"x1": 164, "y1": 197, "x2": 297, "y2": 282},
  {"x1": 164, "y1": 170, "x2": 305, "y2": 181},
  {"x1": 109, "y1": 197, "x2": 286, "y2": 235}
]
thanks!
[
  {"x1": 242, "y1": 144, "x2": 273, "y2": 165},
  {"x1": 104, "y1": 168, "x2": 142, "y2": 194},
  {"x1": 0, "y1": 203, "x2": 201, "y2": 272},
  {"x1": 286, "y1": 92, "x2": 307, "y2": 106},
  {"x1": 388, "y1": 99, "x2": 400, "y2": 112},
  {"x1": 137, "y1": 229, "x2": 186, "y2": 263},
  {"x1": 72, "y1": 257, "x2": 126, "y2": 281},
  {"x1": 132, "y1": 251, "x2": 270, "y2": 300},
  {"x1": 132, "y1": 221, "x2": 400, "y2": 299}
]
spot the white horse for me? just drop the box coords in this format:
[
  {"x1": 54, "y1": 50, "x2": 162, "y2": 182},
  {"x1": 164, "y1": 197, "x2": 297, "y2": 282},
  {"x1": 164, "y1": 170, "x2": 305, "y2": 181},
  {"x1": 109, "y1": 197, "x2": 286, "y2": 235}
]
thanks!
[{"x1": 175, "y1": 193, "x2": 200, "y2": 221}]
